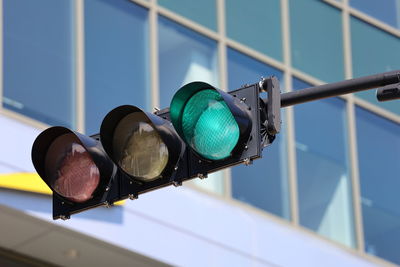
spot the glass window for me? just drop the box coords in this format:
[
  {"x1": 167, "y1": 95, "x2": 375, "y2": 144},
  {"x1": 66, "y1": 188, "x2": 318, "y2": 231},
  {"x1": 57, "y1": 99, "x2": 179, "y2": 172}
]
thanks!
[
  {"x1": 3, "y1": 0, "x2": 75, "y2": 127},
  {"x1": 290, "y1": 0, "x2": 344, "y2": 82},
  {"x1": 229, "y1": 48, "x2": 290, "y2": 219},
  {"x1": 294, "y1": 78, "x2": 356, "y2": 247},
  {"x1": 158, "y1": 16, "x2": 218, "y2": 107},
  {"x1": 227, "y1": 48, "x2": 284, "y2": 90},
  {"x1": 226, "y1": 0, "x2": 282, "y2": 62},
  {"x1": 158, "y1": 16, "x2": 221, "y2": 194},
  {"x1": 350, "y1": 0, "x2": 400, "y2": 29},
  {"x1": 84, "y1": 0, "x2": 149, "y2": 135},
  {"x1": 356, "y1": 107, "x2": 400, "y2": 265},
  {"x1": 158, "y1": 0, "x2": 217, "y2": 31},
  {"x1": 351, "y1": 17, "x2": 400, "y2": 116}
]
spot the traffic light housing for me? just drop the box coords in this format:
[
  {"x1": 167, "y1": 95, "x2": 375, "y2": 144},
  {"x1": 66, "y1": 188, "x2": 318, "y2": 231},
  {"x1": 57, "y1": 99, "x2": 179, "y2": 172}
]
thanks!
[
  {"x1": 170, "y1": 81, "x2": 253, "y2": 161},
  {"x1": 168, "y1": 81, "x2": 263, "y2": 179},
  {"x1": 99, "y1": 105, "x2": 187, "y2": 196},
  {"x1": 100, "y1": 105, "x2": 184, "y2": 182},
  {"x1": 31, "y1": 76, "x2": 281, "y2": 219},
  {"x1": 31, "y1": 127, "x2": 119, "y2": 219}
]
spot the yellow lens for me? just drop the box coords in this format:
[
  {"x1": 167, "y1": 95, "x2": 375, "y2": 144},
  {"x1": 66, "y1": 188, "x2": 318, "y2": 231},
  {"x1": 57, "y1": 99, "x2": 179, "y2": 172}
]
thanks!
[{"x1": 113, "y1": 113, "x2": 169, "y2": 181}]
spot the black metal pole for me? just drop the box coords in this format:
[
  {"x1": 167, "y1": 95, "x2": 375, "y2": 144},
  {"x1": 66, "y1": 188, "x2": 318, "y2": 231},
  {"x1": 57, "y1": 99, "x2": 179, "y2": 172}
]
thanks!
[{"x1": 278, "y1": 70, "x2": 400, "y2": 107}]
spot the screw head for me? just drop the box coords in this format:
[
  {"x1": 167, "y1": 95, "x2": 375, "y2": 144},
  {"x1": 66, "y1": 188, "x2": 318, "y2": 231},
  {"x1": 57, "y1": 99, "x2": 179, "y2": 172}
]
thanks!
[
  {"x1": 173, "y1": 181, "x2": 182, "y2": 187},
  {"x1": 60, "y1": 215, "x2": 70, "y2": 221},
  {"x1": 243, "y1": 158, "x2": 252, "y2": 166},
  {"x1": 128, "y1": 194, "x2": 138, "y2": 200},
  {"x1": 198, "y1": 173, "x2": 208, "y2": 179}
]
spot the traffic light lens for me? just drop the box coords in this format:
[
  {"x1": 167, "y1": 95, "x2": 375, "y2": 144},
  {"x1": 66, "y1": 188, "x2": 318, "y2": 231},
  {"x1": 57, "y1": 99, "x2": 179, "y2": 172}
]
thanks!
[
  {"x1": 113, "y1": 113, "x2": 169, "y2": 181},
  {"x1": 182, "y1": 89, "x2": 239, "y2": 160},
  {"x1": 45, "y1": 134, "x2": 100, "y2": 203}
]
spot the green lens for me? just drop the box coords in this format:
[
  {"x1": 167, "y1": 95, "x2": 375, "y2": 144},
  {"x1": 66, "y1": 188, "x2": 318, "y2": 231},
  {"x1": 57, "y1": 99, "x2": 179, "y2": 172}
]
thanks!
[{"x1": 181, "y1": 89, "x2": 239, "y2": 160}]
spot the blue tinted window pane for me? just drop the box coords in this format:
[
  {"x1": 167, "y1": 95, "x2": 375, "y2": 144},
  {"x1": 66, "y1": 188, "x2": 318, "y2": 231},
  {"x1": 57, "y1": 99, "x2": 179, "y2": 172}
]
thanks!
[
  {"x1": 356, "y1": 107, "x2": 400, "y2": 265},
  {"x1": 229, "y1": 48, "x2": 289, "y2": 219},
  {"x1": 85, "y1": 0, "x2": 149, "y2": 134},
  {"x1": 226, "y1": 0, "x2": 282, "y2": 61},
  {"x1": 232, "y1": 134, "x2": 289, "y2": 219},
  {"x1": 158, "y1": 0, "x2": 217, "y2": 31},
  {"x1": 290, "y1": 0, "x2": 344, "y2": 82},
  {"x1": 294, "y1": 78, "x2": 355, "y2": 247},
  {"x1": 158, "y1": 16, "x2": 218, "y2": 108},
  {"x1": 4, "y1": 0, "x2": 75, "y2": 127},
  {"x1": 227, "y1": 48, "x2": 283, "y2": 90},
  {"x1": 350, "y1": 0, "x2": 400, "y2": 29},
  {"x1": 158, "y1": 16, "x2": 221, "y2": 194},
  {"x1": 351, "y1": 17, "x2": 400, "y2": 115}
]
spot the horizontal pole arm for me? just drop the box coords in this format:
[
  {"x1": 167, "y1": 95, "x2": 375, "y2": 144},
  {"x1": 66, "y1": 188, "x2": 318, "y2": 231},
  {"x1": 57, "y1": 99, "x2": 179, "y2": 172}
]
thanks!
[{"x1": 279, "y1": 70, "x2": 400, "y2": 107}]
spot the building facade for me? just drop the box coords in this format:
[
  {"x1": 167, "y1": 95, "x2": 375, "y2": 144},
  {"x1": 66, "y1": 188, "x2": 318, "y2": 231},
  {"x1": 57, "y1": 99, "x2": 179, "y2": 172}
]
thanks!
[{"x1": 0, "y1": 0, "x2": 399, "y2": 266}]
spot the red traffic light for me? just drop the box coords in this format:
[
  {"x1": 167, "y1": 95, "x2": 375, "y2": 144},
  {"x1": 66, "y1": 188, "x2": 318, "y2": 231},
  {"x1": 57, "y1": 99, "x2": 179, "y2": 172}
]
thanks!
[{"x1": 31, "y1": 127, "x2": 115, "y2": 207}]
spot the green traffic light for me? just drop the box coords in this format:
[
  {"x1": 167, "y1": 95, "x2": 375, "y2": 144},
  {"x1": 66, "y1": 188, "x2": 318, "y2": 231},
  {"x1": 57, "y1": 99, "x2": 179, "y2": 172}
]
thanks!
[
  {"x1": 170, "y1": 82, "x2": 246, "y2": 161},
  {"x1": 181, "y1": 89, "x2": 239, "y2": 160}
]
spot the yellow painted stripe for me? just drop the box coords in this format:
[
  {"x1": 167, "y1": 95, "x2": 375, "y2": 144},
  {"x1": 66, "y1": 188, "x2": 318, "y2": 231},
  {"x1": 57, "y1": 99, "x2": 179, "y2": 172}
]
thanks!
[
  {"x1": 0, "y1": 173, "x2": 52, "y2": 194},
  {"x1": 0, "y1": 173, "x2": 125, "y2": 205}
]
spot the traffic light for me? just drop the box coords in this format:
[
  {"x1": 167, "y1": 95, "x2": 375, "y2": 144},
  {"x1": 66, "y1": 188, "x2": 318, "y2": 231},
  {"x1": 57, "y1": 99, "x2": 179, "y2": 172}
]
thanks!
[
  {"x1": 31, "y1": 76, "x2": 281, "y2": 219},
  {"x1": 31, "y1": 127, "x2": 119, "y2": 219},
  {"x1": 168, "y1": 81, "x2": 264, "y2": 178},
  {"x1": 170, "y1": 81, "x2": 252, "y2": 161},
  {"x1": 99, "y1": 105, "x2": 186, "y2": 195}
]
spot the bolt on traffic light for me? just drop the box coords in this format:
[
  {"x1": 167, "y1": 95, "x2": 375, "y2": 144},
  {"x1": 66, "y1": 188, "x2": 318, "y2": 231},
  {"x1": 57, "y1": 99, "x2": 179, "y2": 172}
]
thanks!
[{"x1": 31, "y1": 76, "x2": 281, "y2": 219}]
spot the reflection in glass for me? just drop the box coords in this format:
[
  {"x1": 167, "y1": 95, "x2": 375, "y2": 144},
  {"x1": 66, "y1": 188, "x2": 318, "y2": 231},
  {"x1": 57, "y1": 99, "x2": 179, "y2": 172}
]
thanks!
[
  {"x1": 289, "y1": 0, "x2": 344, "y2": 82},
  {"x1": 356, "y1": 107, "x2": 400, "y2": 265},
  {"x1": 4, "y1": 0, "x2": 75, "y2": 127},
  {"x1": 351, "y1": 17, "x2": 400, "y2": 115},
  {"x1": 294, "y1": 78, "x2": 355, "y2": 247},
  {"x1": 229, "y1": 48, "x2": 290, "y2": 220},
  {"x1": 85, "y1": 0, "x2": 149, "y2": 134},
  {"x1": 227, "y1": 48, "x2": 284, "y2": 90},
  {"x1": 158, "y1": 16, "x2": 218, "y2": 108},
  {"x1": 158, "y1": 0, "x2": 217, "y2": 31},
  {"x1": 350, "y1": 0, "x2": 400, "y2": 29},
  {"x1": 226, "y1": 0, "x2": 282, "y2": 61},
  {"x1": 158, "y1": 16, "x2": 222, "y2": 194}
]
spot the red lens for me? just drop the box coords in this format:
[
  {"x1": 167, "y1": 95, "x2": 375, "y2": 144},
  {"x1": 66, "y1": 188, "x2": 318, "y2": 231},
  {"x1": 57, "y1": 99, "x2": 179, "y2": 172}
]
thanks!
[{"x1": 45, "y1": 134, "x2": 100, "y2": 203}]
